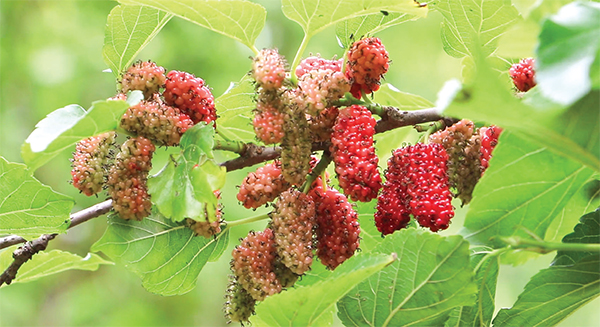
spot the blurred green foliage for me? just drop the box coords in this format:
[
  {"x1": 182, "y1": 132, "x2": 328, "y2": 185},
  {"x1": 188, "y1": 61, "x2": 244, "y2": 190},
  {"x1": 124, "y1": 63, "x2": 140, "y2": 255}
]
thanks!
[{"x1": 0, "y1": 1, "x2": 598, "y2": 326}]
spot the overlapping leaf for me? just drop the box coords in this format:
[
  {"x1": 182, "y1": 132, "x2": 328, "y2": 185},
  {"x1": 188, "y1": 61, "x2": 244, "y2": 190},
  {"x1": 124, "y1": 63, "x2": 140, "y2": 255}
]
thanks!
[
  {"x1": 435, "y1": 0, "x2": 519, "y2": 58},
  {"x1": 21, "y1": 92, "x2": 142, "y2": 171},
  {"x1": 0, "y1": 157, "x2": 72, "y2": 238},
  {"x1": 103, "y1": 5, "x2": 172, "y2": 77},
  {"x1": 0, "y1": 248, "x2": 112, "y2": 284},
  {"x1": 553, "y1": 208, "x2": 600, "y2": 266},
  {"x1": 148, "y1": 124, "x2": 226, "y2": 223},
  {"x1": 251, "y1": 253, "x2": 395, "y2": 326},
  {"x1": 214, "y1": 76, "x2": 256, "y2": 143},
  {"x1": 281, "y1": 0, "x2": 427, "y2": 37},
  {"x1": 337, "y1": 229, "x2": 476, "y2": 327},
  {"x1": 336, "y1": 12, "x2": 418, "y2": 48},
  {"x1": 118, "y1": 0, "x2": 266, "y2": 50},
  {"x1": 91, "y1": 211, "x2": 228, "y2": 296}
]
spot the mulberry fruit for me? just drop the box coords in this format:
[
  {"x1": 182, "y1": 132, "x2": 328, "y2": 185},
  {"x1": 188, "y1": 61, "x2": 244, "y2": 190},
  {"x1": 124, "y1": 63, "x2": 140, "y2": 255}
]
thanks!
[
  {"x1": 120, "y1": 95, "x2": 194, "y2": 146},
  {"x1": 311, "y1": 186, "x2": 360, "y2": 270},
  {"x1": 120, "y1": 60, "x2": 166, "y2": 99},
  {"x1": 164, "y1": 70, "x2": 216, "y2": 125},
  {"x1": 253, "y1": 102, "x2": 285, "y2": 144},
  {"x1": 509, "y1": 58, "x2": 536, "y2": 92},
  {"x1": 480, "y1": 125, "x2": 503, "y2": 173},
  {"x1": 237, "y1": 161, "x2": 291, "y2": 209},
  {"x1": 223, "y1": 275, "x2": 256, "y2": 324},
  {"x1": 330, "y1": 105, "x2": 382, "y2": 202},
  {"x1": 308, "y1": 106, "x2": 339, "y2": 142},
  {"x1": 273, "y1": 258, "x2": 299, "y2": 288},
  {"x1": 345, "y1": 37, "x2": 389, "y2": 98},
  {"x1": 231, "y1": 228, "x2": 281, "y2": 301},
  {"x1": 270, "y1": 189, "x2": 316, "y2": 275},
  {"x1": 70, "y1": 132, "x2": 116, "y2": 196},
  {"x1": 281, "y1": 100, "x2": 312, "y2": 186},
  {"x1": 375, "y1": 150, "x2": 412, "y2": 235},
  {"x1": 252, "y1": 48, "x2": 287, "y2": 90},
  {"x1": 295, "y1": 55, "x2": 342, "y2": 77},
  {"x1": 295, "y1": 69, "x2": 350, "y2": 115}
]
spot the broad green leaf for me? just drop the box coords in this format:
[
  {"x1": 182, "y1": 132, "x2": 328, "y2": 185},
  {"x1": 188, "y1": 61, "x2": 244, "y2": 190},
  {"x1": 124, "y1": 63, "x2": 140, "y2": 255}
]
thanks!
[
  {"x1": 0, "y1": 157, "x2": 72, "y2": 238},
  {"x1": 435, "y1": 0, "x2": 519, "y2": 58},
  {"x1": 91, "y1": 211, "x2": 229, "y2": 296},
  {"x1": 215, "y1": 76, "x2": 256, "y2": 143},
  {"x1": 0, "y1": 247, "x2": 112, "y2": 284},
  {"x1": 445, "y1": 250, "x2": 499, "y2": 327},
  {"x1": 372, "y1": 83, "x2": 434, "y2": 110},
  {"x1": 492, "y1": 254, "x2": 600, "y2": 326},
  {"x1": 553, "y1": 208, "x2": 600, "y2": 267},
  {"x1": 103, "y1": 5, "x2": 172, "y2": 77},
  {"x1": 148, "y1": 124, "x2": 226, "y2": 222},
  {"x1": 337, "y1": 229, "x2": 476, "y2": 327},
  {"x1": 356, "y1": 200, "x2": 383, "y2": 253},
  {"x1": 336, "y1": 12, "x2": 418, "y2": 48},
  {"x1": 281, "y1": 0, "x2": 427, "y2": 37},
  {"x1": 496, "y1": 19, "x2": 538, "y2": 58},
  {"x1": 536, "y1": 1, "x2": 600, "y2": 106},
  {"x1": 462, "y1": 132, "x2": 595, "y2": 248},
  {"x1": 118, "y1": 0, "x2": 266, "y2": 50},
  {"x1": 251, "y1": 253, "x2": 395, "y2": 327},
  {"x1": 21, "y1": 93, "x2": 142, "y2": 171}
]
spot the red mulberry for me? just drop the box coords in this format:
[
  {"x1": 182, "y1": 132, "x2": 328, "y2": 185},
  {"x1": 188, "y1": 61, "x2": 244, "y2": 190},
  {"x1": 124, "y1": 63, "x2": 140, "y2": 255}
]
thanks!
[
  {"x1": 375, "y1": 150, "x2": 412, "y2": 235},
  {"x1": 253, "y1": 102, "x2": 285, "y2": 144},
  {"x1": 164, "y1": 70, "x2": 216, "y2": 125},
  {"x1": 231, "y1": 228, "x2": 281, "y2": 301},
  {"x1": 330, "y1": 105, "x2": 382, "y2": 202},
  {"x1": 509, "y1": 58, "x2": 536, "y2": 92},
  {"x1": 237, "y1": 161, "x2": 291, "y2": 209},
  {"x1": 120, "y1": 60, "x2": 166, "y2": 99},
  {"x1": 345, "y1": 37, "x2": 389, "y2": 98},
  {"x1": 480, "y1": 125, "x2": 503, "y2": 173},
  {"x1": 295, "y1": 55, "x2": 342, "y2": 77},
  {"x1": 252, "y1": 49, "x2": 287, "y2": 90},
  {"x1": 270, "y1": 189, "x2": 316, "y2": 275},
  {"x1": 70, "y1": 132, "x2": 116, "y2": 196}
]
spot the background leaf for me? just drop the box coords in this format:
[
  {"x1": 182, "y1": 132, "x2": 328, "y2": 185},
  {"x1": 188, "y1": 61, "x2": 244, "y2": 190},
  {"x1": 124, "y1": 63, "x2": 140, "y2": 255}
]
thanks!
[
  {"x1": 0, "y1": 157, "x2": 72, "y2": 238},
  {"x1": 337, "y1": 229, "x2": 476, "y2": 327},
  {"x1": 335, "y1": 12, "x2": 418, "y2": 48},
  {"x1": 21, "y1": 97, "x2": 135, "y2": 171},
  {"x1": 118, "y1": 0, "x2": 266, "y2": 50},
  {"x1": 103, "y1": 5, "x2": 172, "y2": 77},
  {"x1": 281, "y1": 0, "x2": 427, "y2": 37},
  {"x1": 91, "y1": 211, "x2": 228, "y2": 296},
  {"x1": 251, "y1": 253, "x2": 395, "y2": 327},
  {"x1": 214, "y1": 76, "x2": 256, "y2": 143},
  {"x1": 553, "y1": 208, "x2": 600, "y2": 267},
  {"x1": 535, "y1": 1, "x2": 600, "y2": 106},
  {"x1": 148, "y1": 124, "x2": 226, "y2": 223},
  {"x1": 0, "y1": 248, "x2": 112, "y2": 284},
  {"x1": 434, "y1": 0, "x2": 519, "y2": 59}
]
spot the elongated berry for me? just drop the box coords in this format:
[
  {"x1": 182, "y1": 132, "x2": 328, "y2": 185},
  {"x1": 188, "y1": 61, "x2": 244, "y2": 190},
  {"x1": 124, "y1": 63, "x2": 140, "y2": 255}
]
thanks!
[
  {"x1": 237, "y1": 161, "x2": 291, "y2": 209},
  {"x1": 164, "y1": 70, "x2": 216, "y2": 125},
  {"x1": 253, "y1": 102, "x2": 285, "y2": 144},
  {"x1": 375, "y1": 150, "x2": 412, "y2": 235},
  {"x1": 480, "y1": 125, "x2": 503, "y2": 173},
  {"x1": 223, "y1": 275, "x2": 256, "y2": 324},
  {"x1": 281, "y1": 99, "x2": 312, "y2": 186},
  {"x1": 345, "y1": 37, "x2": 389, "y2": 98},
  {"x1": 71, "y1": 132, "x2": 116, "y2": 196}
]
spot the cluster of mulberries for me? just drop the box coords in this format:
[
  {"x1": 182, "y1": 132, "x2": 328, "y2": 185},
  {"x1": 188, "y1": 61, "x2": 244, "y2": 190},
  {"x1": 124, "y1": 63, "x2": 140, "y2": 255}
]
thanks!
[
  {"x1": 163, "y1": 70, "x2": 217, "y2": 125},
  {"x1": 70, "y1": 132, "x2": 116, "y2": 196},
  {"x1": 120, "y1": 60, "x2": 166, "y2": 99},
  {"x1": 345, "y1": 37, "x2": 389, "y2": 98},
  {"x1": 509, "y1": 58, "x2": 536, "y2": 92},
  {"x1": 330, "y1": 105, "x2": 382, "y2": 202},
  {"x1": 237, "y1": 161, "x2": 291, "y2": 209}
]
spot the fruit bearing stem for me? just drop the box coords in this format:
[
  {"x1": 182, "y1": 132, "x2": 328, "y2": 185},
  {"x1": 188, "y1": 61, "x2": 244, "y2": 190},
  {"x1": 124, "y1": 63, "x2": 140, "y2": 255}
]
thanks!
[
  {"x1": 213, "y1": 140, "x2": 247, "y2": 154},
  {"x1": 225, "y1": 213, "x2": 270, "y2": 228},
  {"x1": 302, "y1": 152, "x2": 333, "y2": 194}
]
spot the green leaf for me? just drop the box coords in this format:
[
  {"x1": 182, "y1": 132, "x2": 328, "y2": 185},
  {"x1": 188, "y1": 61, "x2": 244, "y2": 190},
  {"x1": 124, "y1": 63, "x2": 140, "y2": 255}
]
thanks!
[
  {"x1": 214, "y1": 76, "x2": 256, "y2": 143},
  {"x1": 21, "y1": 95, "x2": 140, "y2": 171},
  {"x1": 553, "y1": 208, "x2": 600, "y2": 267},
  {"x1": 337, "y1": 229, "x2": 476, "y2": 327},
  {"x1": 148, "y1": 124, "x2": 226, "y2": 222},
  {"x1": 335, "y1": 12, "x2": 418, "y2": 48},
  {"x1": 445, "y1": 250, "x2": 499, "y2": 327},
  {"x1": 492, "y1": 254, "x2": 600, "y2": 326},
  {"x1": 435, "y1": 0, "x2": 519, "y2": 58},
  {"x1": 0, "y1": 248, "x2": 112, "y2": 284},
  {"x1": 536, "y1": 1, "x2": 600, "y2": 106},
  {"x1": 372, "y1": 83, "x2": 434, "y2": 110},
  {"x1": 281, "y1": 0, "x2": 427, "y2": 37},
  {"x1": 103, "y1": 5, "x2": 172, "y2": 77},
  {"x1": 462, "y1": 132, "x2": 596, "y2": 248},
  {"x1": 118, "y1": 0, "x2": 266, "y2": 50},
  {"x1": 91, "y1": 211, "x2": 229, "y2": 296},
  {"x1": 251, "y1": 253, "x2": 395, "y2": 327},
  {"x1": 0, "y1": 157, "x2": 72, "y2": 238}
]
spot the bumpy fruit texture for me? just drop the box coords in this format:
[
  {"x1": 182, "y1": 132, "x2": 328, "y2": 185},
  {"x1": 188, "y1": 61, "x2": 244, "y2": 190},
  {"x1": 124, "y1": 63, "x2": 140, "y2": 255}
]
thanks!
[
  {"x1": 120, "y1": 95, "x2": 194, "y2": 146},
  {"x1": 253, "y1": 102, "x2": 285, "y2": 144},
  {"x1": 429, "y1": 119, "x2": 480, "y2": 205},
  {"x1": 273, "y1": 258, "x2": 299, "y2": 288},
  {"x1": 237, "y1": 161, "x2": 291, "y2": 209},
  {"x1": 375, "y1": 150, "x2": 411, "y2": 235},
  {"x1": 252, "y1": 48, "x2": 287, "y2": 90},
  {"x1": 120, "y1": 61, "x2": 166, "y2": 99},
  {"x1": 223, "y1": 275, "x2": 256, "y2": 324},
  {"x1": 163, "y1": 70, "x2": 216, "y2": 125},
  {"x1": 231, "y1": 228, "x2": 281, "y2": 301},
  {"x1": 281, "y1": 100, "x2": 312, "y2": 186},
  {"x1": 480, "y1": 125, "x2": 503, "y2": 173},
  {"x1": 295, "y1": 56, "x2": 343, "y2": 77},
  {"x1": 185, "y1": 191, "x2": 223, "y2": 238},
  {"x1": 71, "y1": 132, "x2": 116, "y2": 196},
  {"x1": 509, "y1": 58, "x2": 536, "y2": 92},
  {"x1": 270, "y1": 189, "x2": 316, "y2": 275},
  {"x1": 404, "y1": 143, "x2": 454, "y2": 232},
  {"x1": 107, "y1": 137, "x2": 155, "y2": 221},
  {"x1": 330, "y1": 105, "x2": 382, "y2": 202},
  {"x1": 295, "y1": 69, "x2": 350, "y2": 115},
  {"x1": 345, "y1": 37, "x2": 389, "y2": 98},
  {"x1": 308, "y1": 106, "x2": 339, "y2": 142},
  {"x1": 311, "y1": 185, "x2": 360, "y2": 270}
]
